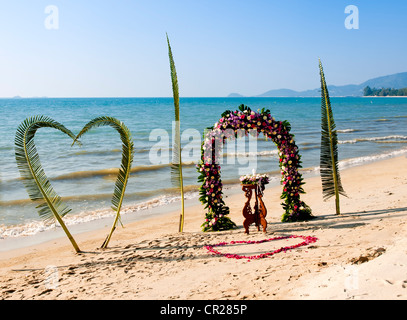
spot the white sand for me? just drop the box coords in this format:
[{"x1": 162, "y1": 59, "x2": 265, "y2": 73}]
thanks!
[{"x1": 1, "y1": 156, "x2": 407, "y2": 300}]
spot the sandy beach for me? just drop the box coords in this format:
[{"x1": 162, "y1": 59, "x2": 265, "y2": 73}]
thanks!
[{"x1": 1, "y1": 156, "x2": 407, "y2": 300}]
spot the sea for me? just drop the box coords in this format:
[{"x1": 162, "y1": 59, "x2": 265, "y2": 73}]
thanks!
[{"x1": 1, "y1": 97, "x2": 407, "y2": 240}]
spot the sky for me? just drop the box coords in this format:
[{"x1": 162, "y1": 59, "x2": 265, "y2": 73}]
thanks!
[{"x1": 0, "y1": 0, "x2": 406, "y2": 98}]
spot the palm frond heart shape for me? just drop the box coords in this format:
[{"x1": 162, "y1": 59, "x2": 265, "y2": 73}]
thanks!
[{"x1": 15, "y1": 116, "x2": 134, "y2": 252}]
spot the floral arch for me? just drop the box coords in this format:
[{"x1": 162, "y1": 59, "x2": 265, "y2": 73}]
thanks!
[{"x1": 197, "y1": 105, "x2": 313, "y2": 232}]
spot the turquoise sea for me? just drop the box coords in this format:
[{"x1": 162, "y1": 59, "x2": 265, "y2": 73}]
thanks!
[{"x1": 1, "y1": 97, "x2": 407, "y2": 238}]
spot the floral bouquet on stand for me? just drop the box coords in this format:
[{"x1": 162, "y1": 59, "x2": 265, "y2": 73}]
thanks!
[{"x1": 240, "y1": 170, "x2": 270, "y2": 192}]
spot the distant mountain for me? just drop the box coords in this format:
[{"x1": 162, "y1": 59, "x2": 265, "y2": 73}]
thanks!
[
  {"x1": 256, "y1": 88, "x2": 301, "y2": 97},
  {"x1": 227, "y1": 93, "x2": 245, "y2": 97},
  {"x1": 228, "y1": 72, "x2": 407, "y2": 97},
  {"x1": 362, "y1": 72, "x2": 407, "y2": 89}
]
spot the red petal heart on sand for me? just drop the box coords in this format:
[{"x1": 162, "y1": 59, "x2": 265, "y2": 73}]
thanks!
[{"x1": 204, "y1": 235, "x2": 318, "y2": 260}]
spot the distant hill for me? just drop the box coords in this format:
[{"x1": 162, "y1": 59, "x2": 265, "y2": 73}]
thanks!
[
  {"x1": 229, "y1": 72, "x2": 407, "y2": 97},
  {"x1": 227, "y1": 93, "x2": 245, "y2": 97},
  {"x1": 256, "y1": 88, "x2": 301, "y2": 97}
]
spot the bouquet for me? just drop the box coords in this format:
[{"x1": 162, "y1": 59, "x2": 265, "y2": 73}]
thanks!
[{"x1": 240, "y1": 170, "x2": 269, "y2": 192}]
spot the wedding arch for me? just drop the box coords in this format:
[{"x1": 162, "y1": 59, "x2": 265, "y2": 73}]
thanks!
[{"x1": 197, "y1": 105, "x2": 313, "y2": 232}]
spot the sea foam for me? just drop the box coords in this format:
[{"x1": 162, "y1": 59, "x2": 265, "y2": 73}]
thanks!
[{"x1": 0, "y1": 191, "x2": 199, "y2": 239}]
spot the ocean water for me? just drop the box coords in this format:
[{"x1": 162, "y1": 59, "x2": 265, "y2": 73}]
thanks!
[{"x1": 1, "y1": 97, "x2": 407, "y2": 238}]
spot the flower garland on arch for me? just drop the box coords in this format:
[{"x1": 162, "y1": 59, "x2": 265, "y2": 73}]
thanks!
[{"x1": 197, "y1": 104, "x2": 313, "y2": 232}]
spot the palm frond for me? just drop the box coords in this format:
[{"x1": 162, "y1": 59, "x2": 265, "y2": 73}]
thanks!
[
  {"x1": 15, "y1": 115, "x2": 81, "y2": 253},
  {"x1": 167, "y1": 33, "x2": 185, "y2": 232},
  {"x1": 319, "y1": 59, "x2": 347, "y2": 214},
  {"x1": 73, "y1": 116, "x2": 134, "y2": 248}
]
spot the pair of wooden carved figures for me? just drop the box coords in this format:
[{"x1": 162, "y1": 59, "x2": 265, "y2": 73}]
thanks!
[{"x1": 241, "y1": 182, "x2": 267, "y2": 234}]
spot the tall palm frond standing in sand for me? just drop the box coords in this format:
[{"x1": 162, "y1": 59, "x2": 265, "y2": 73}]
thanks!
[
  {"x1": 166, "y1": 34, "x2": 185, "y2": 232},
  {"x1": 319, "y1": 59, "x2": 347, "y2": 215}
]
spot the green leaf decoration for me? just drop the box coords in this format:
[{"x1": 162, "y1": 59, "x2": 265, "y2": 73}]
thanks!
[
  {"x1": 319, "y1": 59, "x2": 347, "y2": 214},
  {"x1": 167, "y1": 33, "x2": 185, "y2": 232},
  {"x1": 15, "y1": 116, "x2": 81, "y2": 253},
  {"x1": 73, "y1": 116, "x2": 134, "y2": 248}
]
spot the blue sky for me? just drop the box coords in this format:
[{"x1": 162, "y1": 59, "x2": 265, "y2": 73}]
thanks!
[{"x1": 0, "y1": 0, "x2": 406, "y2": 97}]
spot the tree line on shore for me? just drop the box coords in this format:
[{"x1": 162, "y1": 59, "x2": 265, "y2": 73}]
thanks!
[{"x1": 364, "y1": 86, "x2": 407, "y2": 96}]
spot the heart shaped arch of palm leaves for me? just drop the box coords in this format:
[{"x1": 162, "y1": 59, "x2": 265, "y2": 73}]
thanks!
[{"x1": 15, "y1": 116, "x2": 134, "y2": 252}]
